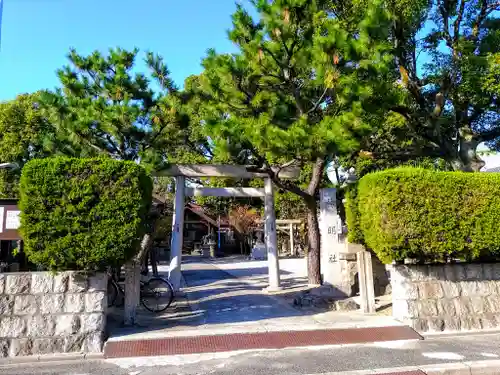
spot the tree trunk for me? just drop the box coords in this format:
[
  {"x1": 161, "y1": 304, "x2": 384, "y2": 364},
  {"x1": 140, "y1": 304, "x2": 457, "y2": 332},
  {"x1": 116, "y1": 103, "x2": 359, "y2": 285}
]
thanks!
[
  {"x1": 304, "y1": 157, "x2": 326, "y2": 286},
  {"x1": 123, "y1": 232, "x2": 153, "y2": 326},
  {"x1": 268, "y1": 156, "x2": 325, "y2": 285},
  {"x1": 459, "y1": 140, "x2": 485, "y2": 172},
  {"x1": 306, "y1": 199, "x2": 321, "y2": 285},
  {"x1": 450, "y1": 127, "x2": 486, "y2": 172}
]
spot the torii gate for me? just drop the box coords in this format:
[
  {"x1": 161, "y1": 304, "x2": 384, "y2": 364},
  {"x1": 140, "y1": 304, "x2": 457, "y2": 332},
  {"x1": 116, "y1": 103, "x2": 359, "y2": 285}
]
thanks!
[{"x1": 156, "y1": 164, "x2": 300, "y2": 292}]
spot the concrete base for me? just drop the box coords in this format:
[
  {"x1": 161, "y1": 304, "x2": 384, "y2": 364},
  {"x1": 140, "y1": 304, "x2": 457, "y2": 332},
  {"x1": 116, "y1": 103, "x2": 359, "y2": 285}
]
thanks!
[
  {"x1": 262, "y1": 286, "x2": 283, "y2": 294},
  {"x1": 308, "y1": 284, "x2": 352, "y2": 300},
  {"x1": 308, "y1": 283, "x2": 322, "y2": 288}
]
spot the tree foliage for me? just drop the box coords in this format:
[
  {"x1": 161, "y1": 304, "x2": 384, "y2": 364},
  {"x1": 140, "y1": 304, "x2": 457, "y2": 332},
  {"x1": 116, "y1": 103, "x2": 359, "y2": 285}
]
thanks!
[
  {"x1": 41, "y1": 48, "x2": 198, "y2": 169},
  {"x1": 0, "y1": 93, "x2": 56, "y2": 198}
]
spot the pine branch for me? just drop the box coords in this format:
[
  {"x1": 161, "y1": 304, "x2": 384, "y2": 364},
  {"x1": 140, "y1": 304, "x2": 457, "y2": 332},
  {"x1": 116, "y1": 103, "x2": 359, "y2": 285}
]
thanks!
[
  {"x1": 306, "y1": 157, "x2": 325, "y2": 196},
  {"x1": 453, "y1": 0, "x2": 466, "y2": 42},
  {"x1": 245, "y1": 145, "x2": 309, "y2": 199},
  {"x1": 271, "y1": 175, "x2": 309, "y2": 199},
  {"x1": 390, "y1": 106, "x2": 412, "y2": 120},
  {"x1": 307, "y1": 88, "x2": 329, "y2": 114},
  {"x1": 261, "y1": 46, "x2": 285, "y2": 71},
  {"x1": 471, "y1": 0, "x2": 491, "y2": 42},
  {"x1": 477, "y1": 122, "x2": 500, "y2": 142},
  {"x1": 468, "y1": 106, "x2": 484, "y2": 124},
  {"x1": 291, "y1": 83, "x2": 305, "y2": 115},
  {"x1": 438, "y1": 0, "x2": 454, "y2": 48}
]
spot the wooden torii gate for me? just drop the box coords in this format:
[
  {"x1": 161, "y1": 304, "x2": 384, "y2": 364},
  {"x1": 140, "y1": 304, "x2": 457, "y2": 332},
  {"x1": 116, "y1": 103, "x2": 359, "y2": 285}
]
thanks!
[{"x1": 156, "y1": 164, "x2": 300, "y2": 292}]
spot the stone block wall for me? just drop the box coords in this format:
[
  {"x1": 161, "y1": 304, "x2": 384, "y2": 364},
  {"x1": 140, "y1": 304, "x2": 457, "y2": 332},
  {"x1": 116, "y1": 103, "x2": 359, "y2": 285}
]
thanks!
[
  {"x1": 0, "y1": 271, "x2": 107, "y2": 357},
  {"x1": 392, "y1": 263, "x2": 500, "y2": 332}
]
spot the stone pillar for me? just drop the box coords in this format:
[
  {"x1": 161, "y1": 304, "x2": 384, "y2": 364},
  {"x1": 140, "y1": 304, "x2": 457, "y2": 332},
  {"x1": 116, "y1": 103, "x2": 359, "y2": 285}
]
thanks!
[
  {"x1": 319, "y1": 188, "x2": 356, "y2": 297},
  {"x1": 357, "y1": 251, "x2": 376, "y2": 313},
  {"x1": 289, "y1": 223, "x2": 295, "y2": 257},
  {"x1": 168, "y1": 176, "x2": 185, "y2": 291},
  {"x1": 264, "y1": 178, "x2": 281, "y2": 291},
  {"x1": 124, "y1": 260, "x2": 141, "y2": 326}
]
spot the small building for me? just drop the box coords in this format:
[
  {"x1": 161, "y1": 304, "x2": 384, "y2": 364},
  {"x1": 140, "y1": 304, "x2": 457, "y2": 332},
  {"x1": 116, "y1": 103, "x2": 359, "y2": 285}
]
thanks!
[
  {"x1": 151, "y1": 196, "x2": 240, "y2": 256},
  {"x1": 184, "y1": 202, "x2": 238, "y2": 255}
]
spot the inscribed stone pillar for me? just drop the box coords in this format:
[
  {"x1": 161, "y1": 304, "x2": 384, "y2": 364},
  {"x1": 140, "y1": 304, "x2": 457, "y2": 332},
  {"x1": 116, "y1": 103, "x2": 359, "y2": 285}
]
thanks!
[{"x1": 319, "y1": 188, "x2": 356, "y2": 297}]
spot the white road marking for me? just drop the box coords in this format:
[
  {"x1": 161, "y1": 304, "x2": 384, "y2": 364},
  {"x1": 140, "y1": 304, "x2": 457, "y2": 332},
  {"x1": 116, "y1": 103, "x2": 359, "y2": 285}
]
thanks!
[
  {"x1": 370, "y1": 339, "x2": 420, "y2": 349},
  {"x1": 481, "y1": 352, "x2": 499, "y2": 358},
  {"x1": 422, "y1": 352, "x2": 465, "y2": 360},
  {"x1": 107, "y1": 350, "x2": 251, "y2": 368}
]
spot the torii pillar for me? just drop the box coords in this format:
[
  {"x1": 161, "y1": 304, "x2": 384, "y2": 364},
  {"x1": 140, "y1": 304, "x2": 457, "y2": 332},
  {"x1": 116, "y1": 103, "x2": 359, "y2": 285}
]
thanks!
[{"x1": 169, "y1": 176, "x2": 185, "y2": 292}]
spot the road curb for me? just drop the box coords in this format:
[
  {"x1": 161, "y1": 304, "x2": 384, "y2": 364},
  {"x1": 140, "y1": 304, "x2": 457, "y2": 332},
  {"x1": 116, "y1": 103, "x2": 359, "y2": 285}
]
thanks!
[
  {"x1": 0, "y1": 352, "x2": 104, "y2": 367},
  {"x1": 312, "y1": 359, "x2": 500, "y2": 374},
  {"x1": 103, "y1": 326, "x2": 421, "y2": 358},
  {"x1": 422, "y1": 329, "x2": 500, "y2": 339}
]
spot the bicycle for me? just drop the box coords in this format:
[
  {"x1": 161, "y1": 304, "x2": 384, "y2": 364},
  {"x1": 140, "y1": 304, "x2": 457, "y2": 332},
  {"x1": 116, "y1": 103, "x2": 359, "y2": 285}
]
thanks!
[{"x1": 107, "y1": 268, "x2": 175, "y2": 313}]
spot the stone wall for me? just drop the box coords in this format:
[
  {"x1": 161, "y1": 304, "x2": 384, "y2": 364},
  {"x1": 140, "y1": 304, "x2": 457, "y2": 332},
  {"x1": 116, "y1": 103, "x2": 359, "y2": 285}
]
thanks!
[
  {"x1": 392, "y1": 263, "x2": 500, "y2": 332},
  {"x1": 0, "y1": 271, "x2": 107, "y2": 357}
]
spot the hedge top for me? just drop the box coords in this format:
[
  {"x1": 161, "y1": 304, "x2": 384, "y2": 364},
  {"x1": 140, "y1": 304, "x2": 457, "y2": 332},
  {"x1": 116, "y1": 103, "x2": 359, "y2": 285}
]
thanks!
[
  {"x1": 19, "y1": 157, "x2": 153, "y2": 271},
  {"x1": 356, "y1": 167, "x2": 500, "y2": 264}
]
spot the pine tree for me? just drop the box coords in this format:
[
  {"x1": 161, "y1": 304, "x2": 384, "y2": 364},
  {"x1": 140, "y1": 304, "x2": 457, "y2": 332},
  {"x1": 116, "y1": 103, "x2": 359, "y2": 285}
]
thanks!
[
  {"x1": 196, "y1": 0, "x2": 395, "y2": 284},
  {"x1": 41, "y1": 48, "x2": 193, "y2": 169}
]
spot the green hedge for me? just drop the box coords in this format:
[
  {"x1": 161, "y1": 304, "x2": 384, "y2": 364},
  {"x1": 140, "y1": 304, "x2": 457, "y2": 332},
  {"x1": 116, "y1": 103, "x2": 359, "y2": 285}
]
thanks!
[
  {"x1": 19, "y1": 157, "x2": 153, "y2": 271},
  {"x1": 344, "y1": 185, "x2": 364, "y2": 244},
  {"x1": 357, "y1": 167, "x2": 500, "y2": 264}
]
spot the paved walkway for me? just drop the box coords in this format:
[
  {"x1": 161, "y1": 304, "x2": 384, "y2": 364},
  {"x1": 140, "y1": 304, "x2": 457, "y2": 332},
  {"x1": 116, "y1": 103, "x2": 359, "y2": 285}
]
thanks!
[{"x1": 107, "y1": 256, "x2": 401, "y2": 343}]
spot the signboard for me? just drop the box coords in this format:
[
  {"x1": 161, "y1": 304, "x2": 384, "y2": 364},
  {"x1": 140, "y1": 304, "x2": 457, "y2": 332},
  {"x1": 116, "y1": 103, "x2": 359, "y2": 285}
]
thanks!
[
  {"x1": 0, "y1": 199, "x2": 21, "y2": 240},
  {"x1": 0, "y1": 207, "x2": 3, "y2": 233},
  {"x1": 5, "y1": 210, "x2": 20, "y2": 229}
]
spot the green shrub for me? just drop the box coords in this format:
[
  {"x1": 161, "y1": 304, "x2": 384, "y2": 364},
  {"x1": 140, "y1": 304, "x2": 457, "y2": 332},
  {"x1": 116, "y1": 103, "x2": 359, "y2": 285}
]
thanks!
[
  {"x1": 344, "y1": 185, "x2": 364, "y2": 244},
  {"x1": 19, "y1": 157, "x2": 153, "y2": 271},
  {"x1": 357, "y1": 167, "x2": 500, "y2": 264}
]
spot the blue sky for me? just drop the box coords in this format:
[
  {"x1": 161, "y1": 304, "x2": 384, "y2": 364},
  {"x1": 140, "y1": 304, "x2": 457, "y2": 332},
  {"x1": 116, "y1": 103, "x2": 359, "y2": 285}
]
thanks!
[{"x1": 0, "y1": 0, "x2": 252, "y2": 101}]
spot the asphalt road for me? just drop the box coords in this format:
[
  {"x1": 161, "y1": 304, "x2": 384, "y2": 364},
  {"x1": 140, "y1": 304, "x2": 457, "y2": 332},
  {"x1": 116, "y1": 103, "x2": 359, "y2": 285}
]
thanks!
[
  {"x1": 2, "y1": 332, "x2": 500, "y2": 375},
  {"x1": 0, "y1": 360, "x2": 127, "y2": 375}
]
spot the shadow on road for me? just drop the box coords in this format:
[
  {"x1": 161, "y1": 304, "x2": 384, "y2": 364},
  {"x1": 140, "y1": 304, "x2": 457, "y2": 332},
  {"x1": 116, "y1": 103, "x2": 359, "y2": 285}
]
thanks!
[{"x1": 106, "y1": 255, "x2": 343, "y2": 340}]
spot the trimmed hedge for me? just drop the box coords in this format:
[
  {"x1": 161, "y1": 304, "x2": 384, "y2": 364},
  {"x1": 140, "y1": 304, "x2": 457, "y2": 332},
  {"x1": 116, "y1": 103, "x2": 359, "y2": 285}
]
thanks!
[
  {"x1": 357, "y1": 167, "x2": 500, "y2": 264},
  {"x1": 19, "y1": 157, "x2": 153, "y2": 271},
  {"x1": 344, "y1": 185, "x2": 364, "y2": 244}
]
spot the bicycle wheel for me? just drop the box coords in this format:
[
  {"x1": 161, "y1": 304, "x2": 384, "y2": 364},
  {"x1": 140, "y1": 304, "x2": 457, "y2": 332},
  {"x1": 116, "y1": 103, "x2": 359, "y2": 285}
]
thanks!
[
  {"x1": 141, "y1": 277, "x2": 174, "y2": 313},
  {"x1": 107, "y1": 279, "x2": 119, "y2": 308}
]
